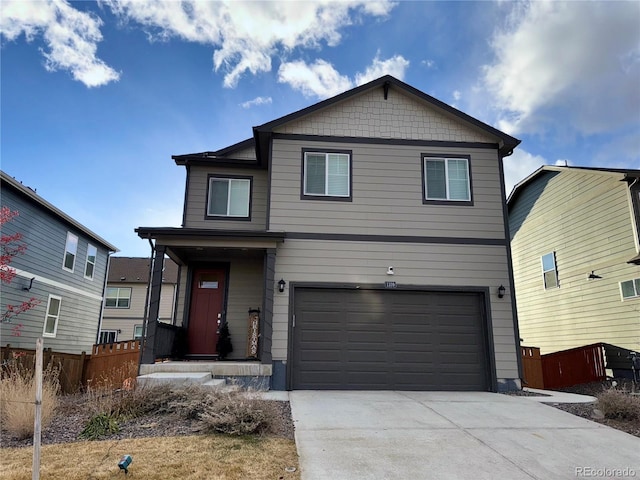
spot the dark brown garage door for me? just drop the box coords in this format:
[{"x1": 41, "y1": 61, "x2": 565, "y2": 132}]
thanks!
[{"x1": 291, "y1": 288, "x2": 491, "y2": 391}]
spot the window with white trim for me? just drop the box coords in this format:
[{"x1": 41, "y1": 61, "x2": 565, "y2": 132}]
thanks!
[
  {"x1": 423, "y1": 156, "x2": 471, "y2": 202},
  {"x1": 133, "y1": 325, "x2": 144, "y2": 340},
  {"x1": 84, "y1": 244, "x2": 97, "y2": 280},
  {"x1": 207, "y1": 176, "x2": 251, "y2": 218},
  {"x1": 63, "y1": 232, "x2": 78, "y2": 272},
  {"x1": 541, "y1": 252, "x2": 558, "y2": 289},
  {"x1": 105, "y1": 287, "x2": 131, "y2": 308},
  {"x1": 621, "y1": 278, "x2": 640, "y2": 300},
  {"x1": 98, "y1": 330, "x2": 118, "y2": 344},
  {"x1": 303, "y1": 151, "x2": 351, "y2": 198},
  {"x1": 43, "y1": 295, "x2": 61, "y2": 337}
]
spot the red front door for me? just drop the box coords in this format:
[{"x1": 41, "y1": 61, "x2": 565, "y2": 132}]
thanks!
[{"x1": 188, "y1": 269, "x2": 226, "y2": 355}]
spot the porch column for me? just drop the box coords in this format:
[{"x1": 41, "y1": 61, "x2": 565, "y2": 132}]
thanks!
[
  {"x1": 260, "y1": 249, "x2": 276, "y2": 363},
  {"x1": 141, "y1": 245, "x2": 166, "y2": 364}
]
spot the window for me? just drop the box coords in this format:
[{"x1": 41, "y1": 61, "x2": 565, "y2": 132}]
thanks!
[
  {"x1": 84, "y1": 244, "x2": 97, "y2": 280},
  {"x1": 302, "y1": 150, "x2": 351, "y2": 199},
  {"x1": 63, "y1": 232, "x2": 78, "y2": 272},
  {"x1": 98, "y1": 330, "x2": 118, "y2": 344},
  {"x1": 105, "y1": 287, "x2": 131, "y2": 308},
  {"x1": 207, "y1": 176, "x2": 251, "y2": 218},
  {"x1": 423, "y1": 156, "x2": 471, "y2": 203},
  {"x1": 133, "y1": 325, "x2": 144, "y2": 340},
  {"x1": 43, "y1": 295, "x2": 61, "y2": 337},
  {"x1": 621, "y1": 278, "x2": 640, "y2": 300},
  {"x1": 541, "y1": 252, "x2": 558, "y2": 289}
]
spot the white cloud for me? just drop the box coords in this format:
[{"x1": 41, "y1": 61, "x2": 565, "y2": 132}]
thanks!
[
  {"x1": 103, "y1": 0, "x2": 396, "y2": 88},
  {"x1": 421, "y1": 59, "x2": 435, "y2": 68},
  {"x1": 452, "y1": 90, "x2": 461, "y2": 101},
  {"x1": 240, "y1": 96, "x2": 273, "y2": 109},
  {"x1": 279, "y1": 53, "x2": 409, "y2": 99},
  {"x1": 0, "y1": 0, "x2": 120, "y2": 87},
  {"x1": 483, "y1": 1, "x2": 640, "y2": 136},
  {"x1": 503, "y1": 149, "x2": 549, "y2": 196}
]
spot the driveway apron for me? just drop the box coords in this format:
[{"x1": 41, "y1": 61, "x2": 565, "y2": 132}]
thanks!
[{"x1": 289, "y1": 391, "x2": 640, "y2": 480}]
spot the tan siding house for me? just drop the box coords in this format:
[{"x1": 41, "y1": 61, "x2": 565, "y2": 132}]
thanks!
[
  {"x1": 508, "y1": 166, "x2": 640, "y2": 354},
  {"x1": 135, "y1": 76, "x2": 523, "y2": 391}
]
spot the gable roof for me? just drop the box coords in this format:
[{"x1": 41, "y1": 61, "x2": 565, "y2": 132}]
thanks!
[
  {"x1": 507, "y1": 165, "x2": 640, "y2": 206},
  {"x1": 172, "y1": 75, "x2": 521, "y2": 167},
  {"x1": 107, "y1": 256, "x2": 178, "y2": 284},
  {"x1": 1, "y1": 170, "x2": 118, "y2": 252}
]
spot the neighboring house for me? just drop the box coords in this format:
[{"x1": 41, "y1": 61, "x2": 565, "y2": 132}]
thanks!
[
  {"x1": 508, "y1": 166, "x2": 640, "y2": 354},
  {"x1": 100, "y1": 257, "x2": 178, "y2": 343},
  {"x1": 136, "y1": 75, "x2": 523, "y2": 391},
  {"x1": 1, "y1": 171, "x2": 117, "y2": 355}
]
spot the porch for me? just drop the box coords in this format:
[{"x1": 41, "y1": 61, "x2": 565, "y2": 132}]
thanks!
[{"x1": 134, "y1": 227, "x2": 285, "y2": 388}]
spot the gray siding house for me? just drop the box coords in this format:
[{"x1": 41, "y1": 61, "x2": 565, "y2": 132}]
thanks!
[
  {"x1": 1, "y1": 171, "x2": 117, "y2": 355},
  {"x1": 136, "y1": 76, "x2": 523, "y2": 391},
  {"x1": 508, "y1": 166, "x2": 640, "y2": 354},
  {"x1": 100, "y1": 257, "x2": 178, "y2": 343}
]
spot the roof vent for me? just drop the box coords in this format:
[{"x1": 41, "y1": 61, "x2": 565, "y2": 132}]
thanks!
[{"x1": 120, "y1": 276, "x2": 126, "y2": 281}]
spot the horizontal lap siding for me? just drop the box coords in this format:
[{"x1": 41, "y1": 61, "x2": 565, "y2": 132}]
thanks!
[
  {"x1": 510, "y1": 171, "x2": 640, "y2": 354},
  {"x1": 184, "y1": 166, "x2": 267, "y2": 230},
  {"x1": 269, "y1": 139, "x2": 505, "y2": 238},
  {"x1": 272, "y1": 240, "x2": 519, "y2": 380}
]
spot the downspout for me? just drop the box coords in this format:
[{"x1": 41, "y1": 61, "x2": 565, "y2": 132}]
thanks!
[
  {"x1": 95, "y1": 250, "x2": 113, "y2": 345},
  {"x1": 138, "y1": 239, "x2": 155, "y2": 374}
]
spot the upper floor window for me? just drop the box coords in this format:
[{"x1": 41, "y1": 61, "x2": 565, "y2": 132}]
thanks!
[
  {"x1": 207, "y1": 176, "x2": 251, "y2": 219},
  {"x1": 43, "y1": 295, "x2": 61, "y2": 337},
  {"x1": 84, "y1": 244, "x2": 97, "y2": 280},
  {"x1": 63, "y1": 232, "x2": 78, "y2": 272},
  {"x1": 541, "y1": 252, "x2": 558, "y2": 289},
  {"x1": 302, "y1": 150, "x2": 352, "y2": 200},
  {"x1": 423, "y1": 156, "x2": 471, "y2": 204},
  {"x1": 105, "y1": 287, "x2": 131, "y2": 308},
  {"x1": 621, "y1": 278, "x2": 640, "y2": 300}
]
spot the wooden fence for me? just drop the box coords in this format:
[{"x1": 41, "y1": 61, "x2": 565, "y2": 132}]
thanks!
[
  {"x1": 1, "y1": 340, "x2": 142, "y2": 393},
  {"x1": 520, "y1": 346, "x2": 544, "y2": 389},
  {"x1": 540, "y1": 343, "x2": 606, "y2": 389}
]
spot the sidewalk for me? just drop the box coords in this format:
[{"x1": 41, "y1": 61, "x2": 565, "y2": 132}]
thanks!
[{"x1": 521, "y1": 388, "x2": 597, "y2": 403}]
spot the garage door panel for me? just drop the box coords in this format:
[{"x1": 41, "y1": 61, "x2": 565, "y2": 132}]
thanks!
[{"x1": 292, "y1": 288, "x2": 490, "y2": 391}]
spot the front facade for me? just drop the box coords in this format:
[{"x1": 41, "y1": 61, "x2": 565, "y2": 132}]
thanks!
[
  {"x1": 508, "y1": 166, "x2": 640, "y2": 354},
  {"x1": 100, "y1": 257, "x2": 178, "y2": 343},
  {"x1": 137, "y1": 76, "x2": 523, "y2": 391},
  {"x1": 1, "y1": 171, "x2": 117, "y2": 355}
]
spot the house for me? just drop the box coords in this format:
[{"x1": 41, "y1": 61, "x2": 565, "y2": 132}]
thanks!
[
  {"x1": 100, "y1": 257, "x2": 178, "y2": 343},
  {"x1": 1, "y1": 171, "x2": 117, "y2": 355},
  {"x1": 508, "y1": 166, "x2": 640, "y2": 355},
  {"x1": 135, "y1": 75, "x2": 523, "y2": 391}
]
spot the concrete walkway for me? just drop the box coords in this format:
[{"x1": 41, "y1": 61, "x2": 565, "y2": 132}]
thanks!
[{"x1": 289, "y1": 391, "x2": 639, "y2": 480}]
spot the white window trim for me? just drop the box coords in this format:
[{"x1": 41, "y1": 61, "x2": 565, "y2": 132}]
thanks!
[
  {"x1": 133, "y1": 325, "x2": 144, "y2": 340},
  {"x1": 105, "y1": 287, "x2": 132, "y2": 309},
  {"x1": 423, "y1": 157, "x2": 471, "y2": 202},
  {"x1": 84, "y1": 244, "x2": 97, "y2": 280},
  {"x1": 99, "y1": 330, "x2": 118, "y2": 344},
  {"x1": 620, "y1": 278, "x2": 640, "y2": 300},
  {"x1": 43, "y1": 294, "x2": 62, "y2": 338},
  {"x1": 62, "y1": 232, "x2": 78, "y2": 273},
  {"x1": 207, "y1": 177, "x2": 251, "y2": 217},
  {"x1": 541, "y1": 252, "x2": 559, "y2": 289},
  {"x1": 303, "y1": 151, "x2": 351, "y2": 197}
]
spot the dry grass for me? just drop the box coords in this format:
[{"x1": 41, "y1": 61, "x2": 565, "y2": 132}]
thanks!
[
  {"x1": 597, "y1": 387, "x2": 640, "y2": 420},
  {"x1": 0, "y1": 363, "x2": 59, "y2": 439},
  {"x1": 0, "y1": 434, "x2": 300, "y2": 480}
]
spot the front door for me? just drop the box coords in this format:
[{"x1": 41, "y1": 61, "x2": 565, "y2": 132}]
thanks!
[{"x1": 188, "y1": 269, "x2": 226, "y2": 355}]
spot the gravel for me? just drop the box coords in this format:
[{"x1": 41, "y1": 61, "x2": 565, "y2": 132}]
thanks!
[{"x1": 1, "y1": 393, "x2": 295, "y2": 449}]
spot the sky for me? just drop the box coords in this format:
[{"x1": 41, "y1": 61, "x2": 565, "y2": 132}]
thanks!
[{"x1": 1, "y1": 0, "x2": 639, "y2": 257}]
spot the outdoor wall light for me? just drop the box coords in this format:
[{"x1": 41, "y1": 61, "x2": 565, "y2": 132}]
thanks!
[
  {"x1": 278, "y1": 278, "x2": 286, "y2": 293},
  {"x1": 498, "y1": 285, "x2": 506, "y2": 298}
]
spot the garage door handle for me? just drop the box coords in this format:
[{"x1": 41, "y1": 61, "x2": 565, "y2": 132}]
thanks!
[{"x1": 292, "y1": 315, "x2": 296, "y2": 328}]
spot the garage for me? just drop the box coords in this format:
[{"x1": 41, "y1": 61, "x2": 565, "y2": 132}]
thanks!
[{"x1": 290, "y1": 288, "x2": 492, "y2": 391}]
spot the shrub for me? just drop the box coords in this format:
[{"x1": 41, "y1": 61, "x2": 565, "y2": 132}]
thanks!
[
  {"x1": 597, "y1": 387, "x2": 640, "y2": 420},
  {"x1": 0, "y1": 362, "x2": 60, "y2": 439},
  {"x1": 79, "y1": 413, "x2": 120, "y2": 440},
  {"x1": 195, "y1": 392, "x2": 279, "y2": 436}
]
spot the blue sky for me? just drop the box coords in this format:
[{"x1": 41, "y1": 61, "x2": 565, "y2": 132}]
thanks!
[{"x1": 1, "y1": 0, "x2": 639, "y2": 257}]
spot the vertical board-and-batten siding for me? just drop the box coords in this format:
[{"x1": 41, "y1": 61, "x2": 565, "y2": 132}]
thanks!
[
  {"x1": 184, "y1": 165, "x2": 267, "y2": 230},
  {"x1": 510, "y1": 170, "x2": 640, "y2": 353},
  {"x1": 1, "y1": 187, "x2": 109, "y2": 354}
]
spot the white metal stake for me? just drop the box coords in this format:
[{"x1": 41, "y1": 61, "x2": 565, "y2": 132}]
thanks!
[{"x1": 32, "y1": 338, "x2": 43, "y2": 480}]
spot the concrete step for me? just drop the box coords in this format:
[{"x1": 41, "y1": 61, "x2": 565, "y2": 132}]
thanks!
[
  {"x1": 137, "y1": 371, "x2": 212, "y2": 388},
  {"x1": 202, "y1": 378, "x2": 227, "y2": 389}
]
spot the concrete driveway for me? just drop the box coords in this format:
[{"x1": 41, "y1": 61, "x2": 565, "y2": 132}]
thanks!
[{"x1": 289, "y1": 391, "x2": 639, "y2": 480}]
